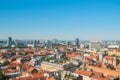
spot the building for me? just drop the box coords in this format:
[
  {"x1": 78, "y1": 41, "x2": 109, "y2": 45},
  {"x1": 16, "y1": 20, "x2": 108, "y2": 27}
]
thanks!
[
  {"x1": 87, "y1": 65, "x2": 120, "y2": 79},
  {"x1": 34, "y1": 40, "x2": 37, "y2": 47},
  {"x1": 75, "y1": 38, "x2": 80, "y2": 48},
  {"x1": 103, "y1": 56, "x2": 118, "y2": 67},
  {"x1": 27, "y1": 44, "x2": 34, "y2": 48},
  {"x1": 108, "y1": 45, "x2": 120, "y2": 49},
  {"x1": 40, "y1": 62, "x2": 64, "y2": 72},
  {"x1": 98, "y1": 53, "x2": 104, "y2": 63},
  {"x1": 45, "y1": 40, "x2": 52, "y2": 49},
  {"x1": 7, "y1": 37, "x2": 12, "y2": 47},
  {"x1": 89, "y1": 41, "x2": 102, "y2": 51},
  {"x1": 108, "y1": 49, "x2": 120, "y2": 56},
  {"x1": 67, "y1": 41, "x2": 72, "y2": 46},
  {"x1": 52, "y1": 38, "x2": 57, "y2": 44},
  {"x1": 75, "y1": 70, "x2": 92, "y2": 80}
]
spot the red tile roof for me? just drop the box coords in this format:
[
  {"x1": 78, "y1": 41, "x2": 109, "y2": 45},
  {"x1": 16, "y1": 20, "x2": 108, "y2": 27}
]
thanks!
[
  {"x1": 19, "y1": 76, "x2": 32, "y2": 80},
  {"x1": 8, "y1": 61, "x2": 19, "y2": 68},
  {"x1": 98, "y1": 78, "x2": 107, "y2": 80},
  {"x1": 6, "y1": 69, "x2": 19, "y2": 73},
  {"x1": 75, "y1": 70, "x2": 92, "y2": 77},
  {"x1": 87, "y1": 65, "x2": 120, "y2": 77},
  {"x1": 32, "y1": 71, "x2": 44, "y2": 79},
  {"x1": 28, "y1": 67, "x2": 35, "y2": 72},
  {"x1": 85, "y1": 56, "x2": 96, "y2": 59},
  {"x1": 66, "y1": 52, "x2": 81, "y2": 58},
  {"x1": 47, "y1": 77, "x2": 55, "y2": 80},
  {"x1": 104, "y1": 56, "x2": 114, "y2": 60},
  {"x1": 19, "y1": 71, "x2": 45, "y2": 80}
]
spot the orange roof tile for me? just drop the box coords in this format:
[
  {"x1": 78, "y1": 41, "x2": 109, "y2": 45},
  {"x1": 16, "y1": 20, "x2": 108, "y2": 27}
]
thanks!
[
  {"x1": 85, "y1": 56, "x2": 96, "y2": 59},
  {"x1": 104, "y1": 56, "x2": 114, "y2": 60},
  {"x1": 98, "y1": 78, "x2": 107, "y2": 80},
  {"x1": 93, "y1": 71, "x2": 103, "y2": 76},
  {"x1": 32, "y1": 71, "x2": 44, "y2": 78},
  {"x1": 28, "y1": 67, "x2": 35, "y2": 72},
  {"x1": 87, "y1": 65, "x2": 120, "y2": 77},
  {"x1": 8, "y1": 61, "x2": 19, "y2": 68},
  {"x1": 47, "y1": 77, "x2": 55, "y2": 80},
  {"x1": 75, "y1": 70, "x2": 92, "y2": 77},
  {"x1": 66, "y1": 52, "x2": 81, "y2": 58}
]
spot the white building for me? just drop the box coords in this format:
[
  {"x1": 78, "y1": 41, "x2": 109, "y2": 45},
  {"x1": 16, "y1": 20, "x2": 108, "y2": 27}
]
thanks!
[{"x1": 89, "y1": 41, "x2": 102, "y2": 51}]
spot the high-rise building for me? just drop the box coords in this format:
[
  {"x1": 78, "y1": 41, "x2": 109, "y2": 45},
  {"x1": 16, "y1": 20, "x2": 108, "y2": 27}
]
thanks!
[
  {"x1": 8, "y1": 37, "x2": 12, "y2": 42},
  {"x1": 52, "y1": 38, "x2": 57, "y2": 44},
  {"x1": 34, "y1": 40, "x2": 37, "y2": 47},
  {"x1": 67, "y1": 41, "x2": 71, "y2": 46},
  {"x1": 7, "y1": 37, "x2": 12, "y2": 47},
  {"x1": 45, "y1": 40, "x2": 52, "y2": 49},
  {"x1": 75, "y1": 38, "x2": 80, "y2": 48},
  {"x1": 37, "y1": 40, "x2": 40, "y2": 44}
]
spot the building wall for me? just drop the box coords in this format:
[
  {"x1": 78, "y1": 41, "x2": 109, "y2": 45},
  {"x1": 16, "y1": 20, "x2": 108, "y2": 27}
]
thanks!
[
  {"x1": 90, "y1": 42, "x2": 102, "y2": 51},
  {"x1": 82, "y1": 75, "x2": 91, "y2": 80},
  {"x1": 41, "y1": 62, "x2": 63, "y2": 72}
]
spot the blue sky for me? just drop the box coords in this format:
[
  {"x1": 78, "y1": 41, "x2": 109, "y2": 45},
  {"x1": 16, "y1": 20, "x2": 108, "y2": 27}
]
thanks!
[{"x1": 0, "y1": 0, "x2": 120, "y2": 40}]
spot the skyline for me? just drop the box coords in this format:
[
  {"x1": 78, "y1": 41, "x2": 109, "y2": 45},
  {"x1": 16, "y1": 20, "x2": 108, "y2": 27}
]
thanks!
[{"x1": 0, "y1": 0, "x2": 120, "y2": 40}]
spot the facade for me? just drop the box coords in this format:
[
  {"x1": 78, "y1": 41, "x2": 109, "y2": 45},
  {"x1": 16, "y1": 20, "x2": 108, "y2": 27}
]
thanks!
[
  {"x1": 98, "y1": 53, "x2": 104, "y2": 62},
  {"x1": 40, "y1": 62, "x2": 64, "y2": 72},
  {"x1": 103, "y1": 56, "x2": 117, "y2": 67},
  {"x1": 75, "y1": 70, "x2": 92, "y2": 80},
  {"x1": 89, "y1": 41, "x2": 102, "y2": 51},
  {"x1": 7, "y1": 37, "x2": 12, "y2": 47},
  {"x1": 108, "y1": 49, "x2": 120, "y2": 56},
  {"x1": 75, "y1": 38, "x2": 80, "y2": 48}
]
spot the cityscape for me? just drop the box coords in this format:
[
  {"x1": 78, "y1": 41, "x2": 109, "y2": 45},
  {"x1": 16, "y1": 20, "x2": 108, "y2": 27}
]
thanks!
[
  {"x1": 1, "y1": 0, "x2": 120, "y2": 80},
  {"x1": 0, "y1": 37, "x2": 120, "y2": 80}
]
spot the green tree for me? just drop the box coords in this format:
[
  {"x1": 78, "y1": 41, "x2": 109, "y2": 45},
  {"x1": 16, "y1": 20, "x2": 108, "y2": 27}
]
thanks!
[
  {"x1": 2, "y1": 61, "x2": 10, "y2": 66},
  {"x1": 19, "y1": 52, "x2": 24, "y2": 56},
  {"x1": 0, "y1": 71, "x2": 7, "y2": 80},
  {"x1": 111, "y1": 54, "x2": 116, "y2": 57},
  {"x1": 45, "y1": 57, "x2": 51, "y2": 62}
]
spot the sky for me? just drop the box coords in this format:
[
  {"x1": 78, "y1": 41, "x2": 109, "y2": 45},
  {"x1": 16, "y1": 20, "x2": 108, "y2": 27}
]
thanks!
[{"x1": 0, "y1": 0, "x2": 120, "y2": 40}]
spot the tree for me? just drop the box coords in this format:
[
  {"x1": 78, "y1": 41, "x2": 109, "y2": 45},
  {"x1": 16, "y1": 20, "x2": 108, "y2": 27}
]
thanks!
[
  {"x1": 73, "y1": 48, "x2": 76, "y2": 52},
  {"x1": 111, "y1": 54, "x2": 116, "y2": 57},
  {"x1": 19, "y1": 52, "x2": 24, "y2": 56},
  {"x1": 0, "y1": 71, "x2": 8, "y2": 80},
  {"x1": 45, "y1": 57, "x2": 51, "y2": 62},
  {"x1": 61, "y1": 54, "x2": 68, "y2": 60},
  {"x1": 2, "y1": 61, "x2": 10, "y2": 66}
]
